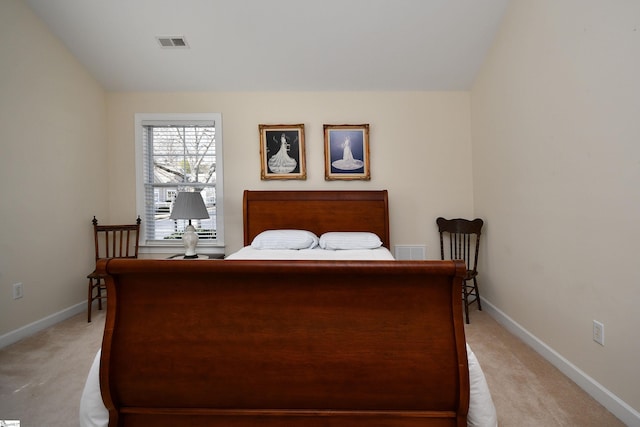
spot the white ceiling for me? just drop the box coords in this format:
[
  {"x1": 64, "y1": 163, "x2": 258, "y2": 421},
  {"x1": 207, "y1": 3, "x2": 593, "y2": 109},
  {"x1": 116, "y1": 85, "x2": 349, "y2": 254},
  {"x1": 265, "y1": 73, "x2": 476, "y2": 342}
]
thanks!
[{"x1": 24, "y1": 0, "x2": 508, "y2": 92}]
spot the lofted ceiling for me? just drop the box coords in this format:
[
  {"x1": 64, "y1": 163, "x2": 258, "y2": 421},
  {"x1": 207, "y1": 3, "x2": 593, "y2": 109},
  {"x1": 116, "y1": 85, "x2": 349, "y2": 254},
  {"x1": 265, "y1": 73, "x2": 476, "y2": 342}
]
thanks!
[{"x1": 24, "y1": 0, "x2": 508, "y2": 92}]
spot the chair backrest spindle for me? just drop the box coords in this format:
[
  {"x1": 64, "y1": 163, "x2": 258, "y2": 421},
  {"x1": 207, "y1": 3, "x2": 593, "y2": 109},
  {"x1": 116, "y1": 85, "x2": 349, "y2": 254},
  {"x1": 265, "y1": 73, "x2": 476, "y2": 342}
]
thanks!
[
  {"x1": 437, "y1": 217, "x2": 483, "y2": 274},
  {"x1": 92, "y1": 216, "x2": 141, "y2": 261}
]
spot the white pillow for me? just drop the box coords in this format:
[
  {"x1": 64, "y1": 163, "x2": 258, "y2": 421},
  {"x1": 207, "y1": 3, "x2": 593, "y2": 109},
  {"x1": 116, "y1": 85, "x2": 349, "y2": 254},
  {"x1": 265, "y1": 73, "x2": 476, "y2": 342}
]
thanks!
[
  {"x1": 319, "y1": 232, "x2": 383, "y2": 250},
  {"x1": 251, "y1": 229, "x2": 319, "y2": 250}
]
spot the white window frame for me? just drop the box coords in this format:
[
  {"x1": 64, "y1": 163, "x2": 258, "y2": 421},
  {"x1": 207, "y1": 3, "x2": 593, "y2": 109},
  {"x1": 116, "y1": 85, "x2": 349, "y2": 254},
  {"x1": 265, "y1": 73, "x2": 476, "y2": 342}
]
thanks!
[{"x1": 135, "y1": 113, "x2": 225, "y2": 255}]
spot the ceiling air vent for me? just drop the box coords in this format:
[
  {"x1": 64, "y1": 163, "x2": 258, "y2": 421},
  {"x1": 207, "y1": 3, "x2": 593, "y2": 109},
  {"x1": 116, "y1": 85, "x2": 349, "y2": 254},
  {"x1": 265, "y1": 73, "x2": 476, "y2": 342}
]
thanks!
[{"x1": 156, "y1": 36, "x2": 189, "y2": 48}]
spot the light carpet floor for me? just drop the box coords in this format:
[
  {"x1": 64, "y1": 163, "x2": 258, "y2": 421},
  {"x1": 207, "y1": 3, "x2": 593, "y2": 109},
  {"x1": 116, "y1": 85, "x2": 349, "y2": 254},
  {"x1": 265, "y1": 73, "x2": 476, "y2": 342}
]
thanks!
[{"x1": 0, "y1": 306, "x2": 626, "y2": 426}]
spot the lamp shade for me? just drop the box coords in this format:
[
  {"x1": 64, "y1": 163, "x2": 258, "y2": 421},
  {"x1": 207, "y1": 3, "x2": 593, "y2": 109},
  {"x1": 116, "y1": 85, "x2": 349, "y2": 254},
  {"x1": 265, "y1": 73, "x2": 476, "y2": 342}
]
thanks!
[{"x1": 170, "y1": 192, "x2": 210, "y2": 220}]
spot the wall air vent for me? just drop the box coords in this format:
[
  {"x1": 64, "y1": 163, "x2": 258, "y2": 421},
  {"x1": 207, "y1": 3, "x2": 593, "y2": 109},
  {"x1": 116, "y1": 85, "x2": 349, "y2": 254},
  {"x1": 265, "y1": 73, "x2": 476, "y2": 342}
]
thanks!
[
  {"x1": 156, "y1": 36, "x2": 189, "y2": 48},
  {"x1": 394, "y1": 245, "x2": 427, "y2": 260}
]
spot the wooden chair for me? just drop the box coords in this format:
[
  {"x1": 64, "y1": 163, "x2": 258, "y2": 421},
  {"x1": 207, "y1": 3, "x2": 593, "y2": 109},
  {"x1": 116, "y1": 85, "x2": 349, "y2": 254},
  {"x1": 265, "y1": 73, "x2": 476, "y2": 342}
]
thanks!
[
  {"x1": 87, "y1": 216, "x2": 141, "y2": 322},
  {"x1": 437, "y1": 217, "x2": 484, "y2": 324}
]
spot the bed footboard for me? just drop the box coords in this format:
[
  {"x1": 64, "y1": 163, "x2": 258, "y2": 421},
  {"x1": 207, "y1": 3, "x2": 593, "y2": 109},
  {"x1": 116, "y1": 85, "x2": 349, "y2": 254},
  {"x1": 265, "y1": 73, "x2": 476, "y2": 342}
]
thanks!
[{"x1": 98, "y1": 259, "x2": 469, "y2": 427}]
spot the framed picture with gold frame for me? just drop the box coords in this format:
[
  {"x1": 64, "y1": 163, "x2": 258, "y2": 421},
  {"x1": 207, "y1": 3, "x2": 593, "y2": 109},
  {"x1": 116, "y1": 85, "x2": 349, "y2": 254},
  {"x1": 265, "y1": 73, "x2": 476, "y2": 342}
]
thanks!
[
  {"x1": 323, "y1": 124, "x2": 370, "y2": 180},
  {"x1": 259, "y1": 124, "x2": 306, "y2": 180}
]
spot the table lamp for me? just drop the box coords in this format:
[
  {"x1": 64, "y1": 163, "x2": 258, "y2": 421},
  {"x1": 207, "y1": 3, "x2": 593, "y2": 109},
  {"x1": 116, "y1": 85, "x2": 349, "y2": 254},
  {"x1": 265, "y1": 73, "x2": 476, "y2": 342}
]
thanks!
[{"x1": 170, "y1": 191, "x2": 210, "y2": 258}]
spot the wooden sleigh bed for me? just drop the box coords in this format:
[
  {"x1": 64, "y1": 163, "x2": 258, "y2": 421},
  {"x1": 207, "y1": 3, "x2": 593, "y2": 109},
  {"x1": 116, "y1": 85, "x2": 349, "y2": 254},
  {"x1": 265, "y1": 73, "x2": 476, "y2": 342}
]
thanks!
[{"x1": 89, "y1": 190, "x2": 475, "y2": 427}]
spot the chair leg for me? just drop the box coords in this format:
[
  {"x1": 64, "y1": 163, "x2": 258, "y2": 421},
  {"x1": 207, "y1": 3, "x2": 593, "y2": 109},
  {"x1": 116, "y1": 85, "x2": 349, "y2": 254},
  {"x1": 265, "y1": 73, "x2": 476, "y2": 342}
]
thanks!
[
  {"x1": 87, "y1": 278, "x2": 93, "y2": 323},
  {"x1": 463, "y1": 281, "x2": 470, "y2": 324},
  {"x1": 97, "y1": 280, "x2": 103, "y2": 311},
  {"x1": 474, "y1": 277, "x2": 482, "y2": 311}
]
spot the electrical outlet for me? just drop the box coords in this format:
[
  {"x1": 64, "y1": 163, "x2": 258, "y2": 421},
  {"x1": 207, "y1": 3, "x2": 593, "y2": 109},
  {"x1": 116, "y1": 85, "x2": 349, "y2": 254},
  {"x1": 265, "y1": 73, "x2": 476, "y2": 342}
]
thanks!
[
  {"x1": 593, "y1": 320, "x2": 604, "y2": 346},
  {"x1": 12, "y1": 282, "x2": 24, "y2": 299}
]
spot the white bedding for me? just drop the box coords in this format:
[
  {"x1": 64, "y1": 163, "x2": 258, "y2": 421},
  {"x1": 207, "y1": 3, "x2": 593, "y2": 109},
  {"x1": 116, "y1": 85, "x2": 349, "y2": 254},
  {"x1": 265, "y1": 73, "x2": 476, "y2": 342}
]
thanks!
[
  {"x1": 80, "y1": 247, "x2": 497, "y2": 427},
  {"x1": 226, "y1": 246, "x2": 396, "y2": 260}
]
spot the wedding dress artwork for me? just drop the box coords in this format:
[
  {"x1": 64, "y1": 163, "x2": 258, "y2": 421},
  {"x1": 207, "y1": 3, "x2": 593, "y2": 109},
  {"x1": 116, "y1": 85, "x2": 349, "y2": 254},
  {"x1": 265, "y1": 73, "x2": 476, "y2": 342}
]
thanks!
[
  {"x1": 332, "y1": 136, "x2": 364, "y2": 170},
  {"x1": 268, "y1": 133, "x2": 297, "y2": 174}
]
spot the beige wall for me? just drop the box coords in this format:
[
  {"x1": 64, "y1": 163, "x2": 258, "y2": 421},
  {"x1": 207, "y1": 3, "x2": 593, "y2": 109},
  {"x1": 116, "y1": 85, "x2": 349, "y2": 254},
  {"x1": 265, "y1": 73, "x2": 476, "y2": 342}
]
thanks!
[
  {"x1": 107, "y1": 91, "x2": 474, "y2": 255},
  {"x1": 0, "y1": 0, "x2": 108, "y2": 334},
  {"x1": 472, "y1": 0, "x2": 640, "y2": 415}
]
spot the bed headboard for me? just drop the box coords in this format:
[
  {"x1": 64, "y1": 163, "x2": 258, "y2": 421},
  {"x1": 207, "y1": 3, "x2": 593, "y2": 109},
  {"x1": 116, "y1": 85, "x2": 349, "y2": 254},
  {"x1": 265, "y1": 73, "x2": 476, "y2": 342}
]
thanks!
[{"x1": 243, "y1": 190, "x2": 390, "y2": 248}]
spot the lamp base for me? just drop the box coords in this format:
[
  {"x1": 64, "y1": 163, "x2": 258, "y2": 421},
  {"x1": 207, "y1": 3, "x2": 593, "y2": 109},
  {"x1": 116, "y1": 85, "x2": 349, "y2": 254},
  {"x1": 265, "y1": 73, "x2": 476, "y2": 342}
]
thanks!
[
  {"x1": 182, "y1": 224, "x2": 200, "y2": 257},
  {"x1": 183, "y1": 254, "x2": 199, "y2": 259}
]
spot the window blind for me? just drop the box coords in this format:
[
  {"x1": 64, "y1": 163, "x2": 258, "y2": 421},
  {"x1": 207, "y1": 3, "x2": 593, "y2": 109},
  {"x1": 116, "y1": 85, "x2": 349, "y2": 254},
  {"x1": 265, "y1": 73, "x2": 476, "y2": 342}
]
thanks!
[{"x1": 142, "y1": 123, "x2": 218, "y2": 243}]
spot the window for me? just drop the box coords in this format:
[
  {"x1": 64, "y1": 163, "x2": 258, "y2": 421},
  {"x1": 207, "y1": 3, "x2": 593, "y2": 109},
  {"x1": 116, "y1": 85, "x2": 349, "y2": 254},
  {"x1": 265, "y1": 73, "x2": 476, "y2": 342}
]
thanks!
[{"x1": 135, "y1": 113, "x2": 224, "y2": 253}]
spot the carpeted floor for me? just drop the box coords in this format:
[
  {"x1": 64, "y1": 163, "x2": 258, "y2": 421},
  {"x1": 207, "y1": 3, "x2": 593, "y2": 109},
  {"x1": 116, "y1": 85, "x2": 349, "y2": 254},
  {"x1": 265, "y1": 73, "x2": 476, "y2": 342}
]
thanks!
[
  {"x1": 0, "y1": 306, "x2": 626, "y2": 426},
  {"x1": 464, "y1": 309, "x2": 625, "y2": 426}
]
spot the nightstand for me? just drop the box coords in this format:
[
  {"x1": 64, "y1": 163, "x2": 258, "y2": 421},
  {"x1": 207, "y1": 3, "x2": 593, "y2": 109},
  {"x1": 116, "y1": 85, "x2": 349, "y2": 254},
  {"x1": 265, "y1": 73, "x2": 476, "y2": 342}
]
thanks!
[{"x1": 167, "y1": 253, "x2": 225, "y2": 260}]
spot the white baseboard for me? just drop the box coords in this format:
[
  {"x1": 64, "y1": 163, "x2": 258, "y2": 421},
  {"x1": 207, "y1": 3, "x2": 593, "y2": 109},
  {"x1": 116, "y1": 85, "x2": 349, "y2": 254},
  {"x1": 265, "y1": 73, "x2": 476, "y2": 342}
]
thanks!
[
  {"x1": 0, "y1": 301, "x2": 86, "y2": 349},
  {"x1": 482, "y1": 299, "x2": 640, "y2": 427}
]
